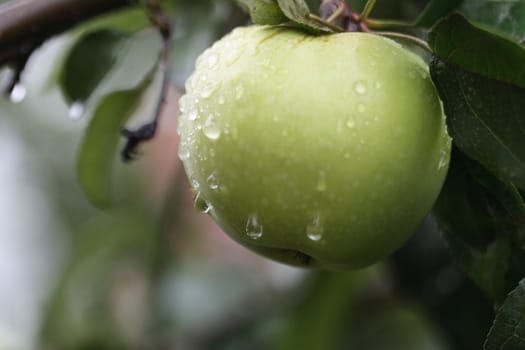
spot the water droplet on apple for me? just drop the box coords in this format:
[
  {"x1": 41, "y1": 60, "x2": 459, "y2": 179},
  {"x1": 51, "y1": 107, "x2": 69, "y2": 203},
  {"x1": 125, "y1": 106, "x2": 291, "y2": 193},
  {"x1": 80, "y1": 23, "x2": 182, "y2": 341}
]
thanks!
[
  {"x1": 178, "y1": 95, "x2": 188, "y2": 113},
  {"x1": 374, "y1": 82, "x2": 382, "y2": 89},
  {"x1": 225, "y1": 48, "x2": 241, "y2": 66},
  {"x1": 68, "y1": 101, "x2": 85, "y2": 120},
  {"x1": 346, "y1": 118, "x2": 355, "y2": 128},
  {"x1": 218, "y1": 95, "x2": 225, "y2": 105},
  {"x1": 353, "y1": 80, "x2": 367, "y2": 95},
  {"x1": 357, "y1": 103, "x2": 366, "y2": 113},
  {"x1": 316, "y1": 171, "x2": 327, "y2": 192},
  {"x1": 203, "y1": 115, "x2": 221, "y2": 140},
  {"x1": 200, "y1": 82, "x2": 219, "y2": 99},
  {"x1": 191, "y1": 177, "x2": 200, "y2": 189},
  {"x1": 438, "y1": 149, "x2": 449, "y2": 170},
  {"x1": 186, "y1": 73, "x2": 198, "y2": 91},
  {"x1": 207, "y1": 172, "x2": 219, "y2": 190},
  {"x1": 306, "y1": 214, "x2": 323, "y2": 241},
  {"x1": 187, "y1": 109, "x2": 198, "y2": 121},
  {"x1": 246, "y1": 214, "x2": 263, "y2": 239},
  {"x1": 177, "y1": 144, "x2": 190, "y2": 160},
  {"x1": 207, "y1": 53, "x2": 219, "y2": 68},
  {"x1": 194, "y1": 192, "x2": 212, "y2": 213},
  {"x1": 235, "y1": 84, "x2": 244, "y2": 100}
]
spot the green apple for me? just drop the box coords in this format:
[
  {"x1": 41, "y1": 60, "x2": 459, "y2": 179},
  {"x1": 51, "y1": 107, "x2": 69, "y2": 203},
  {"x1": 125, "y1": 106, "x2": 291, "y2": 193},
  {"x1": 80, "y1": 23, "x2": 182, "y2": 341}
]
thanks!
[{"x1": 177, "y1": 25, "x2": 451, "y2": 270}]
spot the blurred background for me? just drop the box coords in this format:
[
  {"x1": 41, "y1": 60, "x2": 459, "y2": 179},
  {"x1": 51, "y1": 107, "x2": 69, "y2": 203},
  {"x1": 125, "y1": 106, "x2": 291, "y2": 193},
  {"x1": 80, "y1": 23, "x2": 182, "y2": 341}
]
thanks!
[{"x1": 0, "y1": 0, "x2": 495, "y2": 349}]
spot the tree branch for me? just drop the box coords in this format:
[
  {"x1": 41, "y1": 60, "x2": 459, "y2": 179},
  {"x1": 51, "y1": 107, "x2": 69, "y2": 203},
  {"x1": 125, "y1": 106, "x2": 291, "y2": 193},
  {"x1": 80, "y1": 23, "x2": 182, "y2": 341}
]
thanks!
[{"x1": 0, "y1": 0, "x2": 135, "y2": 66}]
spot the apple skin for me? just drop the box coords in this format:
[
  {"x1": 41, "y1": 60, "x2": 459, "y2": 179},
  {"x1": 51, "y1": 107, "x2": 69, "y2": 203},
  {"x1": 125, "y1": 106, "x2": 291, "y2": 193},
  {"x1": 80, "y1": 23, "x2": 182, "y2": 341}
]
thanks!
[{"x1": 177, "y1": 25, "x2": 451, "y2": 270}]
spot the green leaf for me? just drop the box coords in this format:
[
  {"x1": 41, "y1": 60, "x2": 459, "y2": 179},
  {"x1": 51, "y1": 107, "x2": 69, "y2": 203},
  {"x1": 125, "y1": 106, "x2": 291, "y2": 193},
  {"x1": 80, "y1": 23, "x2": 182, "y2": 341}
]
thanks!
[
  {"x1": 276, "y1": 0, "x2": 335, "y2": 33},
  {"x1": 59, "y1": 29, "x2": 129, "y2": 104},
  {"x1": 484, "y1": 277, "x2": 525, "y2": 350},
  {"x1": 238, "y1": 0, "x2": 288, "y2": 25},
  {"x1": 415, "y1": 0, "x2": 463, "y2": 28},
  {"x1": 430, "y1": 57, "x2": 525, "y2": 190},
  {"x1": 429, "y1": 13, "x2": 525, "y2": 87},
  {"x1": 461, "y1": 0, "x2": 525, "y2": 42},
  {"x1": 434, "y1": 151, "x2": 525, "y2": 301},
  {"x1": 77, "y1": 83, "x2": 149, "y2": 208}
]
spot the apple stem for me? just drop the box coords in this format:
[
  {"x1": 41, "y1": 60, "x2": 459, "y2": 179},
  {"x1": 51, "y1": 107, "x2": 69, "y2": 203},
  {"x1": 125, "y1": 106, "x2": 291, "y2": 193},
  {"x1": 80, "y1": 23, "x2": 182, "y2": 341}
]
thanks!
[
  {"x1": 375, "y1": 31, "x2": 432, "y2": 53},
  {"x1": 358, "y1": 0, "x2": 376, "y2": 21}
]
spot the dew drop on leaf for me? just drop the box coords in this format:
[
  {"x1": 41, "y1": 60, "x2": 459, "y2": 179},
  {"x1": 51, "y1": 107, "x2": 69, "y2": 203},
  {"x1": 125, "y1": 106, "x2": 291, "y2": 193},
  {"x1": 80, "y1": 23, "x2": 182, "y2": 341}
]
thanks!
[
  {"x1": 68, "y1": 101, "x2": 85, "y2": 120},
  {"x1": 9, "y1": 83, "x2": 26, "y2": 104}
]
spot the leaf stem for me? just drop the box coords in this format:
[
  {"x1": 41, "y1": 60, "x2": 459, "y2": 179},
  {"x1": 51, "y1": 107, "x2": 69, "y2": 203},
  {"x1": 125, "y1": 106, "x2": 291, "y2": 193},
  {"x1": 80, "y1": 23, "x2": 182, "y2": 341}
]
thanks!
[
  {"x1": 366, "y1": 18, "x2": 414, "y2": 30},
  {"x1": 375, "y1": 31, "x2": 431, "y2": 53},
  {"x1": 308, "y1": 14, "x2": 344, "y2": 32},
  {"x1": 358, "y1": 0, "x2": 376, "y2": 21}
]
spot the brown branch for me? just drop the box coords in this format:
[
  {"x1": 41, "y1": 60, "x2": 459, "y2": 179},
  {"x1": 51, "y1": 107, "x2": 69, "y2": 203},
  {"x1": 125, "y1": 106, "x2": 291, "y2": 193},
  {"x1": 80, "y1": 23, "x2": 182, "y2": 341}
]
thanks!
[{"x1": 0, "y1": 0, "x2": 136, "y2": 66}]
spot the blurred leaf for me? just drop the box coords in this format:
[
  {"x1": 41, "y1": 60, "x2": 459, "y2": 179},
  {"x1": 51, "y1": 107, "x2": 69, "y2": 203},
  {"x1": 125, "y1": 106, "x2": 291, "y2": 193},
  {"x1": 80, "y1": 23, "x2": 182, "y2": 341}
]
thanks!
[
  {"x1": 430, "y1": 57, "x2": 525, "y2": 190},
  {"x1": 40, "y1": 210, "x2": 157, "y2": 348},
  {"x1": 170, "y1": 2, "x2": 246, "y2": 87},
  {"x1": 275, "y1": 269, "x2": 380, "y2": 350},
  {"x1": 77, "y1": 81, "x2": 150, "y2": 208},
  {"x1": 46, "y1": 7, "x2": 150, "y2": 92},
  {"x1": 276, "y1": 0, "x2": 335, "y2": 33},
  {"x1": 59, "y1": 29, "x2": 129, "y2": 104},
  {"x1": 429, "y1": 13, "x2": 525, "y2": 87},
  {"x1": 346, "y1": 303, "x2": 448, "y2": 350},
  {"x1": 461, "y1": 0, "x2": 525, "y2": 41},
  {"x1": 433, "y1": 151, "x2": 525, "y2": 301},
  {"x1": 414, "y1": 0, "x2": 463, "y2": 27},
  {"x1": 484, "y1": 277, "x2": 525, "y2": 350}
]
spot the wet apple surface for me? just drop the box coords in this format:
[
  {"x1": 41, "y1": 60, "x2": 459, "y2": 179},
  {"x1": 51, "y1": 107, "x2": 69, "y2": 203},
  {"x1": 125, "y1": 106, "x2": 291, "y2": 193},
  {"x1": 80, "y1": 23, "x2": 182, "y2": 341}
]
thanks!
[{"x1": 177, "y1": 25, "x2": 451, "y2": 270}]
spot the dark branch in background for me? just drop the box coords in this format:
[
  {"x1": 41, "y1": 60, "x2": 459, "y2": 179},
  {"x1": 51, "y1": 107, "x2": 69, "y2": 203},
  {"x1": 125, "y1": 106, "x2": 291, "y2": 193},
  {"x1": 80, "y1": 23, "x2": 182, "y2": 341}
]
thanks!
[
  {"x1": 121, "y1": 0, "x2": 172, "y2": 162},
  {"x1": 0, "y1": 0, "x2": 135, "y2": 94}
]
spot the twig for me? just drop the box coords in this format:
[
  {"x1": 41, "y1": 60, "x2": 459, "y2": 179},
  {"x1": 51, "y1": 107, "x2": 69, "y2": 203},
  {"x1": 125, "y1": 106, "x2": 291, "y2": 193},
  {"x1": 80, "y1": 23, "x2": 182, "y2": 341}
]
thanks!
[
  {"x1": 120, "y1": 1, "x2": 172, "y2": 161},
  {"x1": 0, "y1": 0, "x2": 135, "y2": 93}
]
